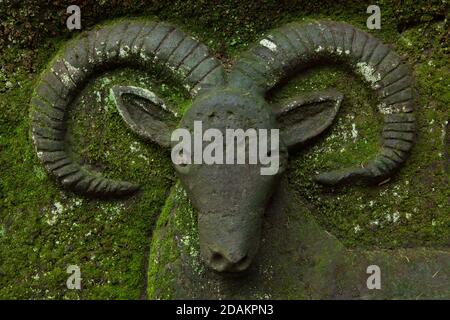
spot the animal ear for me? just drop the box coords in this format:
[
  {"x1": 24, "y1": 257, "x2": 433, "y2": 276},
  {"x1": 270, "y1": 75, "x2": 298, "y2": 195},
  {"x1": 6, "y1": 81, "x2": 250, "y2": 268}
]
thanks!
[
  {"x1": 111, "y1": 85, "x2": 179, "y2": 148},
  {"x1": 273, "y1": 89, "x2": 343, "y2": 150}
]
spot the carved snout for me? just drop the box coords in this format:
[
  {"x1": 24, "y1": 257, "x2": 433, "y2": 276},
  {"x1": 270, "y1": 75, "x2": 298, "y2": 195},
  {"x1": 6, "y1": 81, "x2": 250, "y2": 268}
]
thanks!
[{"x1": 198, "y1": 209, "x2": 262, "y2": 273}]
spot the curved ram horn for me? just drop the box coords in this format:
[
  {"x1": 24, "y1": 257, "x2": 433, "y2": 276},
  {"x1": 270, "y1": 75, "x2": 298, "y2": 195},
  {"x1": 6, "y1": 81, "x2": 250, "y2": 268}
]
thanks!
[
  {"x1": 31, "y1": 20, "x2": 225, "y2": 196},
  {"x1": 229, "y1": 21, "x2": 416, "y2": 185}
]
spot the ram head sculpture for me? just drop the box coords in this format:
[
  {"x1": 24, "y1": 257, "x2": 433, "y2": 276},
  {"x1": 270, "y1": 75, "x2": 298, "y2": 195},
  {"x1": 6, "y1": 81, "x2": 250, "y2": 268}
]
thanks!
[{"x1": 31, "y1": 20, "x2": 416, "y2": 273}]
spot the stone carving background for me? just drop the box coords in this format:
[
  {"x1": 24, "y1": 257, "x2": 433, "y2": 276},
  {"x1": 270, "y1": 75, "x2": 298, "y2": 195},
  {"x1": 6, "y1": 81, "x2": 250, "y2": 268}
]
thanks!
[{"x1": 0, "y1": 1, "x2": 448, "y2": 299}]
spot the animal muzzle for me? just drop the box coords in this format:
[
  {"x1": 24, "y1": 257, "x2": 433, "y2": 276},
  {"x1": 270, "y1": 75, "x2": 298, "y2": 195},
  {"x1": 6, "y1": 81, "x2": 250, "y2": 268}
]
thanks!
[{"x1": 197, "y1": 209, "x2": 263, "y2": 273}]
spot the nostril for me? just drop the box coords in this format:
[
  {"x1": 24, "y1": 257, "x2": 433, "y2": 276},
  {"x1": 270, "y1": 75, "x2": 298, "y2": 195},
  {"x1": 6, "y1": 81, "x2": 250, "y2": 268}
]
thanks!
[
  {"x1": 209, "y1": 251, "x2": 228, "y2": 271},
  {"x1": 235, "y1": 254, "x2": 251, "y2": 271},
  {"x1": 211, "y1": 252, "x2": 224, "y2": 264}
]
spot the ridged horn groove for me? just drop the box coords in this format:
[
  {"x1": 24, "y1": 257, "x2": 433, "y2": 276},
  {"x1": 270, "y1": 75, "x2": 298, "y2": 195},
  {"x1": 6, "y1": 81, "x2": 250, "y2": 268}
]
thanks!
[
  {"x1": 31, "y1": 20, "x2": 225, "y2": 196},
  {"x1": 230, "y1": 20, "x2": 416, "y2": 185}
]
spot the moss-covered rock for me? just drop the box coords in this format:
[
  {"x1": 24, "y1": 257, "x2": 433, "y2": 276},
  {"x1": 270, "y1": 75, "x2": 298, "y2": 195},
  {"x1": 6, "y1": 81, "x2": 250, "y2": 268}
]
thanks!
[{"x1": 0, "y1": 0, "x2": 448, "y2": 299}]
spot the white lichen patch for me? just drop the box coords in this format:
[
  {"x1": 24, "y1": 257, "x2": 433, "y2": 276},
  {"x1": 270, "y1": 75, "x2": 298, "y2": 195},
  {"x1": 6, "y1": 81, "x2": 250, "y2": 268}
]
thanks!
[
  {"x1": 392, "y1": 211, "x2": 400, "y2": 223},
  {"x1": 130, "y1": 141, "x2": 140, "y2": 153},
  {"x1": 46, "y1": 201, "x2": 64, "y2": 225},
  {"x1": 355, "y1": 62, "x2": 381, "y2": 88},
  {"x1": 384, "y1": 212, "x2": 391, "y2": 222},
  {"x1": 377, "y1": 102, "x2": 405, "y2": 115},
  {"x1": 351, "y1": 123, "x2": 358, "y2": 140},
  {"x1": 138, "y1": 154, "x2": 149, "y2": 161},
  {"x1": 255, "y1": 293, "x2": 272, "y2": 300},
  {"x1": 385, "y1": 211, "x2": 400, "y2": 223},
  {"x1": 184, "y1": 83, "x2": 193, "y2": 93},
  {"x1": 64, "y1": 60, "x2": 81, "y2": 77},
  {"x1": 259, "y1": 38, "x2": 277, "y2": 52},
  {"x1": 399, "y1": 36, "x2": 413, "y2": 47},
  {"x1": 441, "y1": 120, "x2": 448, "y2": 144},
  {"x1": 100, "y1": 202, "x2": 125, "y2": 220},
  {"x1": 139, "y1": 51, "x2": 150, "y2": 62},
  {"x1": 52, "y1": 66, "x2": 74, "y2": 88},
  {"x1": 190, "y1": 86, "x2": 199, "y2": 96},
  {"x1": 72, "y1": 198, "x2": 83, "y2": 207},
  {"x1": 119, "y1": 46, "x2": 130, "y2": 58},
  {"x1": 303, "y1": 113, "x2": 356, "y2": 163},
  {"x1": 94, "y1": 48, "x2": 103, "y2": 58},
  {"x1": 132, "y1": 44, "x2": 141, "y2": 54},
  {"x1": 95, "y1": 91, "x2": 102, "y2": 104},
  {"x1": 45, "y1": 197, "x2": 83, "y2": 226},
  {"x1": 315, "y1": 45, "x2": 324, "y2": 53},
  {"x1": 370, "y1": 220, "x2": 380, "y2": 226}
]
